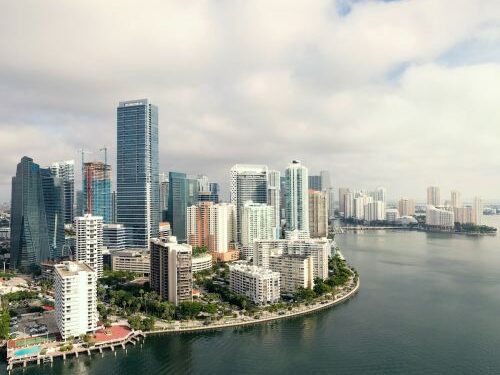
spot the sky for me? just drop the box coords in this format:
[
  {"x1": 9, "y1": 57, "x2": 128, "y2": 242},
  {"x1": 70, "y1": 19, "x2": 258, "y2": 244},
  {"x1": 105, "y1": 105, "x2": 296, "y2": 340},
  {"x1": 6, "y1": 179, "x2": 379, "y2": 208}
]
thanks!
[{"x1": 1, "y1": 0, "x2": 500, "y2": 203}]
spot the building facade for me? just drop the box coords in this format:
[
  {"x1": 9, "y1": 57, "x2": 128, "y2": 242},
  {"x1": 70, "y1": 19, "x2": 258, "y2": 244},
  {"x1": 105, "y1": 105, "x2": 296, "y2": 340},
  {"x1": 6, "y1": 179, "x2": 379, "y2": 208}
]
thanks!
[
  {"x1": 285, "y1": 160, "x2": 309, "y2": 232},
  {"x1": 230, "y1": 164, "x2": 268, "y2": 243},
  {"x1": 427, "y1": 186, "x2": 441, "y2": 206},
  {"x1": 10, "y1": 157, "x2": 51, "y2": 270},
  {"x1": 308, "y1": 190, "x2": 328, "y2": 238},
  {"x1": 103, "y1": 223, "x2": 127, "y2": 251},
  {"x1": 54, "y1": 261, "x2": 98, "y2": 340},
  {"x1": 50, "y1": 160, "x2": 75, "y2": 224},
  {"x1": 229, "y1": 264, "x2": 280, "y2": 305},
  {"x1": 426, "y1": 205, "x2": 454, "y2": 228},
  {"x1": 267, "y1": 170, "x2": 281, "y2": 239},
  {"x1": 398, "y1": 198, "x2": 416, "y2": 217},
  {"x1": 116, "y1": 99, "x2": 160, "y2": 248},
  {"x1": 75, "y1": 214, "x2": 103, "y2": 278},
  {"x1": 111, "y1": 249, "x2": 150, "y2": 276},
  {"x1": 269, "y1": 254, "x2": 314, "y2": 294},
  {"x1": 150, "y1": 237, "x2": 192, "y2": 305},
  {"x1": 241, "y1": 202, "x2": 274, "y2": 258},
  {"x1": 82, "y1": 162, "x2": 112, "y2": 224}
]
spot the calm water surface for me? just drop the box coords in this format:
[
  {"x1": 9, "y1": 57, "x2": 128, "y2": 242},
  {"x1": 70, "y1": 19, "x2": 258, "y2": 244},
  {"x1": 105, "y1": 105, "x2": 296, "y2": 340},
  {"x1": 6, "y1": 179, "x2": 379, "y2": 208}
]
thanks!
[{"x1": 9, "y1": 217, "x2": 500, "y2": 375}]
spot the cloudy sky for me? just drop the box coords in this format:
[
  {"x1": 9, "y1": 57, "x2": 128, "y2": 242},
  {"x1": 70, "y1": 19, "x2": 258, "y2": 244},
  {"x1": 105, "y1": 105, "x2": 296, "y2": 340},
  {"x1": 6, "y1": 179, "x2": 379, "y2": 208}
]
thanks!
[{"x1": 2, "y1": 0, "x2": 500, "y2": 203}]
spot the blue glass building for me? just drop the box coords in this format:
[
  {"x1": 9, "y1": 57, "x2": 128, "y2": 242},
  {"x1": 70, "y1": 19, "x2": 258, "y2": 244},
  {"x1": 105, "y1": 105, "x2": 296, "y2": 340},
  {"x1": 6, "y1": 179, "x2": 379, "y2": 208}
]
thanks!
[
  {"x1": 82, "y1": 162, "x2": 112, "y2": 223},
  {"x1": 117, "y1": 99, "x2": 160, "y2": 248},
  {"x1": 40, "y1": 168, "x2": 65, "y2": 259},
  {"x1": 167, "y1": 172, "x2": 199, "y2": 242},
  {"x1": 10, "y1": 157, "x2": 51, "y2": 270}
]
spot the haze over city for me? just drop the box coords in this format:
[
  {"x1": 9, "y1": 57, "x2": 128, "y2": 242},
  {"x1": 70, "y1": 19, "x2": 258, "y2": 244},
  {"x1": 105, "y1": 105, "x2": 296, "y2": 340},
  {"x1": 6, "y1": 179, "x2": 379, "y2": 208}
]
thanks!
[{"x1": 2, "y1": 0, "x2": 500, "y2": 201}]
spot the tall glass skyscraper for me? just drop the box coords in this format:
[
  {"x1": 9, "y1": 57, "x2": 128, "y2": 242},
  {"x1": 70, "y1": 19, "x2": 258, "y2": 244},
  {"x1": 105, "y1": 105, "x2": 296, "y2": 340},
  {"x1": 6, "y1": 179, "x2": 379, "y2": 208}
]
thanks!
[
  {"x1": 50, "y1": 160, "x2": 75, "y2": 224},
  {"x1": 117, "y1": 99, "x2": 159, "y2": 248},
  {"x1": 10, "y1": 157, "x2": 51, "y2": 270},
  {"x1": 167, "y1": 172, "x2": 199, "y2": 242},
  {"x1": 230, "y1": 164, "x2": 268, "y2": 243},
  {"x1": 82, "y1": 162, "x2": 112, "y2": 223},
  {"x1": 285, "y1": 160, "x2": 309, "y2": 232},
  {"x1": 40, "y1": 168, "x2": 65, "y2": 259}
]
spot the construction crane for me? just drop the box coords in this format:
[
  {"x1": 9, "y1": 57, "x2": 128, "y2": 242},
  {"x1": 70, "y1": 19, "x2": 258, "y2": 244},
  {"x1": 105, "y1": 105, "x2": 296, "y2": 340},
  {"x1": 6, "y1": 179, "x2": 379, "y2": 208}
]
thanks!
[{"x1": 100, "y1": 146, "x2": 108, "y2": 166}]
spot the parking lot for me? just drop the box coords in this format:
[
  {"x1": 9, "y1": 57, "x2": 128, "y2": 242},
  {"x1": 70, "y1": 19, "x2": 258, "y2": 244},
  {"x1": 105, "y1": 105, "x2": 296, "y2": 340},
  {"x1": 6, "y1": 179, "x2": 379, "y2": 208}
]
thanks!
[{"x1": 11, "y1": 311, "x2": 59, "y2": 339}]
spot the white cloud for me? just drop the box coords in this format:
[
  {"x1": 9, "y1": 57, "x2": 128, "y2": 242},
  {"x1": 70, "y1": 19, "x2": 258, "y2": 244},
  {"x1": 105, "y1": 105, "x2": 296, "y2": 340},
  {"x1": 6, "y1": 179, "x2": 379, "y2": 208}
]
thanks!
[{"x1": 1, "y1": 0, "x2": 500, "y2": 202}]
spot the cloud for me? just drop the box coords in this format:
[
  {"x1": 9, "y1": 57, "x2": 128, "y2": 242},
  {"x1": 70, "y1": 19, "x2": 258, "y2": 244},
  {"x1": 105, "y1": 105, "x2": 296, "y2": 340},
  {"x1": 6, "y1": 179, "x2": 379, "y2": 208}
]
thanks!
[{"x1": 1, "y1": 0, "x2": 500, "y2": 202}]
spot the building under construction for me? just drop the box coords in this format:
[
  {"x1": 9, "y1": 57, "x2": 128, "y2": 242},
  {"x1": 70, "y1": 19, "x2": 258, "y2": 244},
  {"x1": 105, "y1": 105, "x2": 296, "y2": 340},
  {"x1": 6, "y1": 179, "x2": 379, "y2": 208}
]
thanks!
[{"x1": 82, "y1": 162, "x2": 112, "y2": 223}]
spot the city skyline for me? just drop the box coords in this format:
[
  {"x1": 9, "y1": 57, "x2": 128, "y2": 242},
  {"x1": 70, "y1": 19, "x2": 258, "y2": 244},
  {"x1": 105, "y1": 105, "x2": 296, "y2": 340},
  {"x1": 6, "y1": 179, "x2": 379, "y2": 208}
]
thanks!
[{"x1": 2, "y1": 1, "x2": 500, "y2": 202}]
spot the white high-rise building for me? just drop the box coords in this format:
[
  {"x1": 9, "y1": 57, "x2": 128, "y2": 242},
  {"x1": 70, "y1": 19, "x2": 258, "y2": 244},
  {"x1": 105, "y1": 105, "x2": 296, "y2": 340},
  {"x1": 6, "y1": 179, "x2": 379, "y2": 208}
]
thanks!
[
  {"x1": 267, "y1": 170, "x2": 281, "y2": 239},
  {"x1": 54, "y1": 261, "x2": 98, "y2": 340},
  {"x1": 230, "y1": 164, "x2": 268, "y2": 243},
  {"x1": 427, "y1": 186, "x2": 441, "y2": 206},
  {"x1": 210, "y1": 203, "x2": 237, "y2": 252},
  {"x1": 372, "y1": 186, "x2": 386, "y2": 202},
  {"x1": 426, "y1": 205, "x2": 454, "y2": 228},
  {"x1": 450, "y1": 190, "x2": 462, "y2": 208},
  {"x1": 354, "y1": 194, "x2": 372, "y2": 220},
  {"x1": 398, "y1": 198, "x2": 416, "y2": 216},
  {"x1": 285, "y1": 160, "x2": 309, "y2": 232},
  {"x1": 75, "y1": 214, "x2": 103, "y2": 278},
  {"x1": 241, "y1": 202, "x2": 274, "y2": 258},
  {"x1": 229, "y1": 264, "x2": 280, "y2": 305},
  {"x1": 472, "y1": 197, "x2": 483, "y2": 225},
  {"x1": 364, "y1": 201, "x2": 385, "y2": 222},
  {"x1": 343, "y1": 191, "x2": 354, "y2": 219}
]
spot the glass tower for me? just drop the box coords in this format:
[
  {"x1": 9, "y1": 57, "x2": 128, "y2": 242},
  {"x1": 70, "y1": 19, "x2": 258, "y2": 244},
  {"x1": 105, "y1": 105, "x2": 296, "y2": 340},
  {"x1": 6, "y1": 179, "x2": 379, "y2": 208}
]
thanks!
[
  {"x1": 50, "y1": 160, "x2": 75, "y2": 224},
  {"x1": 167, "y1": 172, "x2": 199, "y2": 242},
  {"x1": 117, "y1": 99, "x2": 160, "y2": 248},
  {"x1": 40, "y1": 168, "x2": 65, "y2": 259},
  {"x1": 82, "y1": 161, "x2": 112, "y2": 223},
  {"x1": 10, "y1": 157, "x2": 51, "y2": 270}
]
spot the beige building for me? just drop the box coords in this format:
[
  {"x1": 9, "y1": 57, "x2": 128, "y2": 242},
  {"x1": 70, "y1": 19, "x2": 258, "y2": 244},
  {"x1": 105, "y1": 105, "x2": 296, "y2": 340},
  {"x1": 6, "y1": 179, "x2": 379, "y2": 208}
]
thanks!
[
  {"x1": 427, "y1": 186, "x2": 441, "y2": 206},
  {"x1": 112, "y1": 249, "x2": 150, "y2": 276},
  {"x1": 269, "y1": 254, "x2": 314, "y2": 294},
  {"x1": 150, "y1": 237, "x2": 192, "y2": 305},
  {"x1": 191, "y1": 253, "x2": 213, "y2": 273},
  {"x1": 229, "y1": 264, "x2": 280, "y2": 305},
  {"x1": 308, "y1": 190, "x2": 328, "y2": 238},
  {"x1": 398, "y1": 198, "x2": 416, "y2": 216}
]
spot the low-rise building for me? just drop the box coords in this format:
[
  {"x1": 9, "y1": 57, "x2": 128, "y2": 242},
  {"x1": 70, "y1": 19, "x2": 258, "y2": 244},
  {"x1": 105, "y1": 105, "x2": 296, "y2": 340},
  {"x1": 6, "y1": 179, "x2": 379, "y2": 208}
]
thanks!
[
  {"x1": 54, "y1": 261, "x2": 98, "y2": 340},
  {"x1": 229, "y1": 264, "x2": 280, "y2": 305},
  {"x1": 191, "y1": 253, "x2": 213, "y2": 273},
  {"x1": 385, "y1": 209, "x2": 400, "y2": 223},
  {"x1": 111, "y1": 249, "x2": 150, "y2": 276}
]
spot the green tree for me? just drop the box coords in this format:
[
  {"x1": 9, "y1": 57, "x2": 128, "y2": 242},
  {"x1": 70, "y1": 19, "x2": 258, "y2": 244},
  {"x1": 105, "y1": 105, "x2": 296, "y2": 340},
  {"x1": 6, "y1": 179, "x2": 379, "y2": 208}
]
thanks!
[{"x1": 0, "y1": 309, "x2": 10, "y2": 339}]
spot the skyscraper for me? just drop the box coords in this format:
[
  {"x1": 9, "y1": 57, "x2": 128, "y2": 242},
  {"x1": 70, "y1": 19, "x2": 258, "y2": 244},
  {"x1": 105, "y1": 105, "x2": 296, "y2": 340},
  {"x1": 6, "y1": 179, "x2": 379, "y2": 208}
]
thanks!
[
  {"x1": 167, "y1": 172, "x2": 199, "y2": 243},
  {"x1": 150, "y1": 237, "x2": 193, "y2": 305},
  {"x1": 308, "y1": 190, "x2": 328, "y2": 238},
  {"x1": 308, "y1": 175, "x2": 322, "y2": 192},
  {"x1": 450, "y1": 190, "x2": 462, "y2": 208},
  {"x1": 50, "y1": 160, "x2": 75, "y2": 224},
  {"x1": 40, "y1": 168, "x2": 65, "y2": 259},
  {"x1": 320, "y1": 170, "x2": 331, "y2": 190},
  {"x1": 230, "y1": 164, "x2": 268, "y2": 242},
  {"x1": 82, "y1": 162, "x2": 112, "y2": 223},
  {"x1": 117, "y1": 99, "x2": 159, "y2": 248},
  {"x1": 267, "y1": 170, "x2": 281, "y2": 239},
  {"x1": 285, "y1": 160, "x2": 309, "y2": 232},
  {"x1": 472, "y1": 197, "x2": 483, "y2": 225},
  {"x1": 159, "y1": 172, "x2": 169, "y2": 221},
  {"x1": 427, "y1": 186, "x2": 441, "y2": 206},
  {"x1": 241, "y1": 202, "x2": 274, "y2": 259},
  {"x1": 398, "y1": 198, "x2": 416, "y2": 216},
  {"x1": 373, "y1": 186, "x2": 386, "y2": 202},
  {"x1": 75, "y1": 214, "x2": 104, "y2": 278},
  {"x1": 339, "y1": 187, "x2": 350, "y2": 215},
  {"x1": 10, "y1": 157, "x2": 51, "y2": 271}
]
